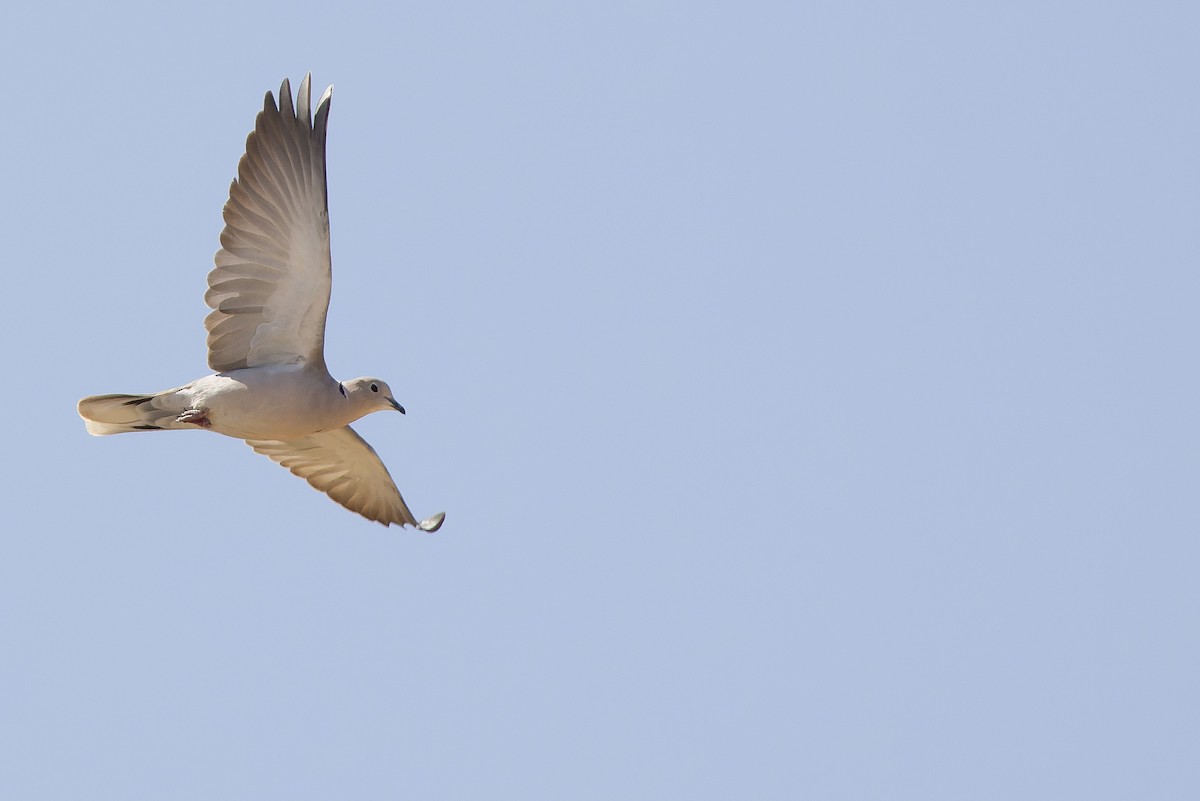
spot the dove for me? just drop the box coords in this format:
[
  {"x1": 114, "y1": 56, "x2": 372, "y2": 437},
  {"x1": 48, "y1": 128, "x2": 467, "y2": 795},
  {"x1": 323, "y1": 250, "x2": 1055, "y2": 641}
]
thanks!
[{"x1": 78, "y1": 75, "x2": 445, "y2": 532}]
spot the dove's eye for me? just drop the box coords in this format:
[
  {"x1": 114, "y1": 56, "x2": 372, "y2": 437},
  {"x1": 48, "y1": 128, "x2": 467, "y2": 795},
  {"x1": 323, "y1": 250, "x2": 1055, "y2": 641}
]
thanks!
[{"x1": 370, "y1": 383, "x2": 379, "y2": 392}]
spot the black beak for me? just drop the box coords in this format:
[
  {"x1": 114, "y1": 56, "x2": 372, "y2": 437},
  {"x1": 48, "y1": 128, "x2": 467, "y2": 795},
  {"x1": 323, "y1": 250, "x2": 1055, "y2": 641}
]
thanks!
[{"x1": 388, "y1": 398, "x2": 406, "y2": 414}]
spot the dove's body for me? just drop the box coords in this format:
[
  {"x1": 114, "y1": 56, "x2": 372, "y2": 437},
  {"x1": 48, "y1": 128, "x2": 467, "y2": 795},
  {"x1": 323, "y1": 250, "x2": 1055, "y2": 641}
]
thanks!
[
  {"x1": 84, "y1": 367, "x2": 353, "y2": 440},
  {"x1": 77, "y1": 75, "x2": 444, "y2": 531},
  {"x1": 176, "y1": 367, "x2": 347, "y2": 441}
]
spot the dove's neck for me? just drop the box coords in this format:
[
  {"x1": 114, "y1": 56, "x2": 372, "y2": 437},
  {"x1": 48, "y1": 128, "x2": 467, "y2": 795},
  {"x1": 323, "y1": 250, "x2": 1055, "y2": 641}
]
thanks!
[{"x1": 330, "y1": 382, "x2": 376, "y2": 428}]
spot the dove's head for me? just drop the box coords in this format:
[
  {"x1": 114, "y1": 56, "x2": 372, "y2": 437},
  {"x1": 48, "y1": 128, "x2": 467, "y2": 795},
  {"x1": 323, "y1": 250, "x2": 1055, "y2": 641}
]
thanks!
[{"x1": 342, "y1": 377, "x2": 405, "y2": 415}]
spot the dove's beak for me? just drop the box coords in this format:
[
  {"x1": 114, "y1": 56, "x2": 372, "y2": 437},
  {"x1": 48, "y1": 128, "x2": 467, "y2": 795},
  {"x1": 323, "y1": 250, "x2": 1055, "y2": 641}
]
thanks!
[{"x1": 389, "y1": 398, "x2": 406, "y2": 414}]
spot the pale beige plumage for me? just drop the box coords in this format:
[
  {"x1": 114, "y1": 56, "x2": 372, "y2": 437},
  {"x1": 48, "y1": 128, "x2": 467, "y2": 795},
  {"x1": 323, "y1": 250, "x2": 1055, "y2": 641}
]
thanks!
[
  {"x1": 248, "y1": 428, "x2": 445, "y2": 531},
  {"x1": 77, "y1": 75, "x2": 444, "y2": 532},
  {"x1": 207, "y1": 75, "x2": 333, "y2": 374}
]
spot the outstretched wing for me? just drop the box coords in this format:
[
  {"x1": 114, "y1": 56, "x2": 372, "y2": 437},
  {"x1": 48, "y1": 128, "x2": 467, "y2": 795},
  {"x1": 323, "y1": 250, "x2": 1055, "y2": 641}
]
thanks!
[
  {"x1": 205, "y1": 74, "x2": 334, "y2": 373},
  {"x1": 246, "y1": 426, "x2": 446, "y2": 531}
]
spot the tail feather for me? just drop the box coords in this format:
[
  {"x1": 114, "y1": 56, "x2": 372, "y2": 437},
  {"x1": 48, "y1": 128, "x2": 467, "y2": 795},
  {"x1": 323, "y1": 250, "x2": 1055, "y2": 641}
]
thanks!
[{"x1": 78, "y1": 393, "x2": 183, "y2": 436}]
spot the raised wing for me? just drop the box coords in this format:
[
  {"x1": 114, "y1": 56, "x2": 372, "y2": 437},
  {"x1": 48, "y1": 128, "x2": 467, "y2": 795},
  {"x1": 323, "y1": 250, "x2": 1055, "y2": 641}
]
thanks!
[
  {"x1": 205, "y1": 74, "x2": 334, "y2": 373},
  {"x1": 246, "y1": 427, "x2": 446, "y2": 531}
]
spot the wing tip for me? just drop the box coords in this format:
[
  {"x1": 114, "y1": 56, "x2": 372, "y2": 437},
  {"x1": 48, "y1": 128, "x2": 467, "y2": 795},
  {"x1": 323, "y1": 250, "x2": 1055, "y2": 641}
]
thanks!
[
  {"x1": 314, "y1": 83, "x2": 333, "y2": 138},
  {"x1": 259, "y1": 74, "x2": 331, "y2": 130},
  {"x1": 278, "y1": 77, "x2": 294, "y2": 117},
  {"x1": 416, "y1": 511, "x2": 446, "y2": 532}
]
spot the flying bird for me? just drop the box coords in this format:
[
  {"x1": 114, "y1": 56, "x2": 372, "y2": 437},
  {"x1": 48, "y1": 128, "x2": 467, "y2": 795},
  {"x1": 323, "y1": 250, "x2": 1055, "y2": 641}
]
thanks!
[{"x1": 78, "y1": 75, "x2": 445, "y2": 532}]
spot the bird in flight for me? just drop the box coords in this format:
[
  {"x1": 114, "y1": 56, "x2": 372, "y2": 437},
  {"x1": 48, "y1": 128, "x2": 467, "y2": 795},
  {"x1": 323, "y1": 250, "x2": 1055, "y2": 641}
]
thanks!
[{"x1": 78, "y1": 75, "x2": 445, "y2": 532}]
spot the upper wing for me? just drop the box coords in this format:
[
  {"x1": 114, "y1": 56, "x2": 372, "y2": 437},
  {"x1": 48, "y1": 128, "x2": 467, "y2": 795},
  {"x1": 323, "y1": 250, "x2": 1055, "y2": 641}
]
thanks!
[
  {"x1": 205, "y1": 74, "x2": 334, "y2": 373},
  {"x1": 246, "y1": 426, "x2": 446, "y2": 531}
]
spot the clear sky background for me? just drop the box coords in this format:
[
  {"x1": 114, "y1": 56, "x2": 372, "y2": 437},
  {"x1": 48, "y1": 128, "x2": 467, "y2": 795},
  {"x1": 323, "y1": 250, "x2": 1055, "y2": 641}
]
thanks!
[{"x1": 2, "y1": 1, "x2": 1198, "y2": 798}]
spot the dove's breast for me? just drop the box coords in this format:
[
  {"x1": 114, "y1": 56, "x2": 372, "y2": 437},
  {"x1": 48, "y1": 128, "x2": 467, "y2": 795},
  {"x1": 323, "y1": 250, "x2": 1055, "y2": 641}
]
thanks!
[{"x1": 181, "y1": 366, "x2": 345, "y2": 441}]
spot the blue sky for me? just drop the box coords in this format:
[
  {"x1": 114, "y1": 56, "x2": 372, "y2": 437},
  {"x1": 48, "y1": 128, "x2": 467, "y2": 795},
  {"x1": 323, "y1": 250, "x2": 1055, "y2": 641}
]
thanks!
[{"x1": 3, "y1": 1, "x2": 1199, "y2": 798}]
